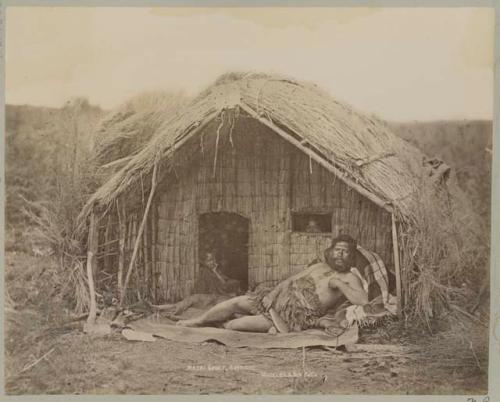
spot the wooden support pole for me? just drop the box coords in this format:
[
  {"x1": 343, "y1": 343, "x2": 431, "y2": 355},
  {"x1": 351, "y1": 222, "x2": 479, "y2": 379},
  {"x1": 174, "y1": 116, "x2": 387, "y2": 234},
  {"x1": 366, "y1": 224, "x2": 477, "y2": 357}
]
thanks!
[
  {"x1": 132, "y1": 215, "x2": 142, "y2": 300},
  {"x1": 120, "y1": 160, "x2": 159, "y2": 306},
  {"x1": 151, "y1": 204, "x2": 157, "y2": 303},
  {"x1": 86, "y1": 212, "x2": 99, "y2": 324},
  {"x1": 103, "y1": 214, "x2": 111, "y2": 272},
  {"x1": 117, "y1": 200, "x2": 126, "y2": 301},
  {"x1": 391, "y1": 213, "x2": 402, "y2": 318},
  {"x1": 143, "y1": 208, "x2": 150, "y2": 297}
]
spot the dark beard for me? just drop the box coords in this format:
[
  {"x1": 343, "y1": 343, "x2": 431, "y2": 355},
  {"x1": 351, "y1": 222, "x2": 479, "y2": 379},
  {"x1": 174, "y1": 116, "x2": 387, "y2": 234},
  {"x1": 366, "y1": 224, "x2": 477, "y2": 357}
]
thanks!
[{"x1": 332, "y1": 261, "x2": 351, "y2": 273}]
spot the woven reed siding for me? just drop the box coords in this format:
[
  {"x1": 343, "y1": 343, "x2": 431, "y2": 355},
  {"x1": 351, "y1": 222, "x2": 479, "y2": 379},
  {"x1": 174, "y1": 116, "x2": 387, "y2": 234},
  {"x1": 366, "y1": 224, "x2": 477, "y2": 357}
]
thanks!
[
  {"x1": 117, "y1": 116, "x2": 393, "y2": 302},
  {"x1": 96, "y1": 209, "x2": 120, "y2": 292},
  {"x1": 150, "y1": 118, "x2": 291, "y2": 300},
  {"x1": 290, "y1": 150, "x2": 394, "y2": 275},
  {"x1": 195, "y1": 119, "x2": 289, "y2": 289},
  {"x1": 289, "y1": 233, "x2": 331, "y2": 275},
  {"x1": 93, "y1": 199, "x2": 162, "y2": 302},
  {"x1": 157, "y1": 175, "x2": 177, "y2": 302},
  {"x1": 151, "y1": 202, "x2": 158, "y2": 301}
]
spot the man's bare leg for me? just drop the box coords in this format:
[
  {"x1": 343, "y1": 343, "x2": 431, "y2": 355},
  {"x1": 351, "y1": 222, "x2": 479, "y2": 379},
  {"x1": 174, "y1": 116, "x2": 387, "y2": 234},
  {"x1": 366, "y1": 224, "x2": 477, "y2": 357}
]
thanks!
[
  {"x1": 223, "y1": 315, "x2": 273, "y2": 332},
  {"x1": 176, "y1": 295, "x2": 254, "y2": 327}
]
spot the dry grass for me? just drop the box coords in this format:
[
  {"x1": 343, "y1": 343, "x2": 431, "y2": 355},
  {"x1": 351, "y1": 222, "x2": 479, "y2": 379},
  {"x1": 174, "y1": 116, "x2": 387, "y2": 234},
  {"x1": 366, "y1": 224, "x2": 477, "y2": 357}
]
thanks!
[
  {"x1": 20, "y1": 173, "x2": 92, "y2": 312},
  {"x1": 93, "y1": 90, "x2": 190, "y2": 171},
  {"x1": 400, "y1": 174, "x2": 489, "y2": 323},
  {"x1": 5, "y1": 252, "x2": 73, "y2": 367},
  {"x1": 17, "y1": 99, "x2": 102, "y2": 313},
  {"x1": 420, "y1": 314, "x2": 489, "y2": 373}
]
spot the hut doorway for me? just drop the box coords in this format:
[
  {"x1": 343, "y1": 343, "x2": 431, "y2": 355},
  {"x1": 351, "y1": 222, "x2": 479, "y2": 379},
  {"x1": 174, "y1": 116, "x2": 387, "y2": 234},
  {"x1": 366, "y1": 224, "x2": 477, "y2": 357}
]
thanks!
[{"x1": 198, "y1": 212, "x2": 249, "y2": 291}]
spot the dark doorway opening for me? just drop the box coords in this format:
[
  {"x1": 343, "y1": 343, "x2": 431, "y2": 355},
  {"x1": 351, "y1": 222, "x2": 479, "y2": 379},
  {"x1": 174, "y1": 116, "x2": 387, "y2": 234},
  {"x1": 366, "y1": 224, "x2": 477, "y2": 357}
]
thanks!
[{"x1": 198, "y1": 212, "x2": 249, "y2": 291}]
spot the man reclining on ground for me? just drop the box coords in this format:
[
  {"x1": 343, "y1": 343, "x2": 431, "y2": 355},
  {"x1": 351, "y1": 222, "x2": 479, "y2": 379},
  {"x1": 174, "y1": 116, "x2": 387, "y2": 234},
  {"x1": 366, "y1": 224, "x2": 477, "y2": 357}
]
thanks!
[{"x1": 177, "y1": 234, "x2": 368, "y2": 333}]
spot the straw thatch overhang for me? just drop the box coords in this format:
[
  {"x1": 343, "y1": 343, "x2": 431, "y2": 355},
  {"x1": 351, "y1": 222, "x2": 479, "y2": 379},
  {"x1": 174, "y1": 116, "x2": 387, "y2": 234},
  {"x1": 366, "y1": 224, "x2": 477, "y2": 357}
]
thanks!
[
  {"x1": 79, "y1": 73, "x2": 430, "y2": 224},
  {"x1": 93, "y1": 90, "x2": 190, "y2": 170}
]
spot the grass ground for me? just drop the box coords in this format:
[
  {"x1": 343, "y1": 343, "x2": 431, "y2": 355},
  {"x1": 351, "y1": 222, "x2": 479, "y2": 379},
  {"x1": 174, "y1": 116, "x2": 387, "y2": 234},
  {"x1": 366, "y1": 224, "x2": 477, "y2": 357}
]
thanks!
[{"x1": 4, "y1": 251, "x2": 489, "y2": 395}]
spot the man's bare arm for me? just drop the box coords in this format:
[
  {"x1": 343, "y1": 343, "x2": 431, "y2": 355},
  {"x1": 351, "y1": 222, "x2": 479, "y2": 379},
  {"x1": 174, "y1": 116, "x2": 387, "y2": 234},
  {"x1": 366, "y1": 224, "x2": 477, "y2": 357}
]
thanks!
[{"x1": 329, "y1": 273, "x2": 368, "y2": 305}]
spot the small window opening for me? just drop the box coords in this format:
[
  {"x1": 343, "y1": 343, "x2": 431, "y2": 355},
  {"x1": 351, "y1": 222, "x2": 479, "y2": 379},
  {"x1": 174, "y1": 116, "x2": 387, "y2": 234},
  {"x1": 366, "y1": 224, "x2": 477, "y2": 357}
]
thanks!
[{"x1": 292, "y1": 213, "x2": 332, "y2": 233}]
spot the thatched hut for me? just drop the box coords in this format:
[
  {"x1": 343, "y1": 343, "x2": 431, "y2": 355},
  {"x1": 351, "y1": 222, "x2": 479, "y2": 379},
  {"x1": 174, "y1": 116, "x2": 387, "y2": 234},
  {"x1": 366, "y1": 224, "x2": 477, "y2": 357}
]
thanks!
[{"x1": 79, "y1": 73, "x2": 455, "y2": 314}]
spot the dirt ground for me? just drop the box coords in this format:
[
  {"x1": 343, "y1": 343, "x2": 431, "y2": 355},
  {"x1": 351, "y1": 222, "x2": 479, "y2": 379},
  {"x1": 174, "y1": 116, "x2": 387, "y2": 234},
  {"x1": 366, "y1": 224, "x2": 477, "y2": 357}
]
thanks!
[
  {"x1": 4, "y1": 251, "x2": 489, "y2": 395},
  {"x1": 4, "y1": 327, "x2": 488, "y2": 395}
]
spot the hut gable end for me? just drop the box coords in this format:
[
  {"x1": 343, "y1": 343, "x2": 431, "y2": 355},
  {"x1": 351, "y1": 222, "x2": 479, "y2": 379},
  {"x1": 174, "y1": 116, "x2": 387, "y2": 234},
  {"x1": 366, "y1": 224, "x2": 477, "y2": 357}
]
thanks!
[
  {"x1": 80, "y1": 73, "x2": 429, "y2": 224},
  {"x1": 101, "y1": 115, "x2": 394, "y2": 302}
]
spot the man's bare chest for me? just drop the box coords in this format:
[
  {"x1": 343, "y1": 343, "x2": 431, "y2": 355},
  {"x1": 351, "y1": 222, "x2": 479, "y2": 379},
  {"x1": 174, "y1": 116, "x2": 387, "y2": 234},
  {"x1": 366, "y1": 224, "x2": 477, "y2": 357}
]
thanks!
[{"x1": 309, "y1": 269, "x2": 348, "y2": 306}]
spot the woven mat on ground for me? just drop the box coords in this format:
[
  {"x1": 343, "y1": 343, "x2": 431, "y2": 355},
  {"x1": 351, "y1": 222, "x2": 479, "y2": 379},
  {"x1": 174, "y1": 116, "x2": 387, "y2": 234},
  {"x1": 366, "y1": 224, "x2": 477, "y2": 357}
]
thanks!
[{"x1": 125, "y1": 316, "x2": 358, "y2": 349}]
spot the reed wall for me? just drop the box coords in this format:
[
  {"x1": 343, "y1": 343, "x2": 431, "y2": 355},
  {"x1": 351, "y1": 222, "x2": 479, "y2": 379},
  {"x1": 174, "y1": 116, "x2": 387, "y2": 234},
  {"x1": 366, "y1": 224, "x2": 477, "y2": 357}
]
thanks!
[{"x1": 97, "y1": 115, "x2": 394, "y2": 303}]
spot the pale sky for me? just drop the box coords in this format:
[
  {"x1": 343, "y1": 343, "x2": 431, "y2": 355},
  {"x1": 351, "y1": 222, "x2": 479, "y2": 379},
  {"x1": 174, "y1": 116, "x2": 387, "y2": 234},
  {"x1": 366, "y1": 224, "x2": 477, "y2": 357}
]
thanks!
[{"x1": 5, "y1": 7, "x2": 495, "y2": 121}]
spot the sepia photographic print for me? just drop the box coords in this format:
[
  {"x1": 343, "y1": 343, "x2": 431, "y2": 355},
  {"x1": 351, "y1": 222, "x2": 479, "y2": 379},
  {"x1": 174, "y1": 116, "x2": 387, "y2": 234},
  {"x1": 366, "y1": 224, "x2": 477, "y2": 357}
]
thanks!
[{"x1": 2, "y1": 4, "x2": 496, "y2": 397}]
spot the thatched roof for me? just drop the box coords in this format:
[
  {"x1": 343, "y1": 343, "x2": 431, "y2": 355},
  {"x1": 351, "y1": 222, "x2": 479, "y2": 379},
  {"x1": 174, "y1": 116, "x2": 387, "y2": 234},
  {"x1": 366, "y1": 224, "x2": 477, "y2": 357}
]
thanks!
[
  {"x1": 93, "y1": 90, "x2": 189, "y2": 169},
  {"x1": 81, "y1": 72, "x2": 437, "y2": 222}
]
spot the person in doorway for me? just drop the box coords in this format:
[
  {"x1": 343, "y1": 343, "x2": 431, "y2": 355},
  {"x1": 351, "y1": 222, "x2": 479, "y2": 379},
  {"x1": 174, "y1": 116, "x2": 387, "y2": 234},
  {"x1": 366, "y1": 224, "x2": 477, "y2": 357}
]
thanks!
[
  {"x1": 177, "y1": 234, "x2": 368, "y2": 332},
  {"x1": 199, "y1": 251, "x2": 241, "y2": 296},
  {"x1": 152, "y1": 251, "x2": 240, "y2": 318}
]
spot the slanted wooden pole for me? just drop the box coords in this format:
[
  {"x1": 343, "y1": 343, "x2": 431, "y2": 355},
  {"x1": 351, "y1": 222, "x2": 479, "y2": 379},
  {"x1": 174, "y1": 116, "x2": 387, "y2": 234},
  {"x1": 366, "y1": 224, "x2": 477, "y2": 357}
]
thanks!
[
  {"x1": 120, "y1": 161, "x2": 159, "y2": 306},
  {"x1": 151, "y1": 205, "x2": 157, "y2": 302},
  {"x1": 391, "y1": 213, "x2": 402, "y2": 318},
  {"x1": 116, "y1": 200, "x2": 126, "y2": 301},
  {"x1": 103, "y1": 214, "x2": 111, "y2": 272},
  {"x1": 86, "y1": 212, "x2": 99, "y2": 324},
  {"x1": 143, "y1": 210, "x2": 150, "y2": 297},
  {"x1": 239, "y1": 103, "x2": 394, "y2": 215}
]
